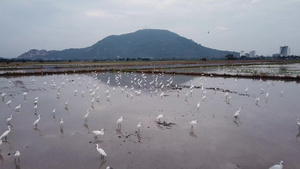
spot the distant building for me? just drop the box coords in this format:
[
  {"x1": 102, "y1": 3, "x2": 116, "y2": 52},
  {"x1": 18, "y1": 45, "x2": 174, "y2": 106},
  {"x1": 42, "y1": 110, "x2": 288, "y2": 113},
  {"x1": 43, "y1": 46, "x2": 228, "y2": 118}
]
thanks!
[
  {"x1": 249, "y1": 50, "x2": 256, "y2": 58},
  {"x1": 240, "y1": 51, "x2": 245, "y2": 57},
  {"x1": 280, "y1": 46, "x2": 290, "y2": 57}
]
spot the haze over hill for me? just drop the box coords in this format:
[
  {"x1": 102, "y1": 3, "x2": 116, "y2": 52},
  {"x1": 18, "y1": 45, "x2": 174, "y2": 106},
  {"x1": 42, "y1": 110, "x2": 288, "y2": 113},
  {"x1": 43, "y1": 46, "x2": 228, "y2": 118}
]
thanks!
[{"x1": 18, "y1": 29, "x2": 238, "y2": 61}]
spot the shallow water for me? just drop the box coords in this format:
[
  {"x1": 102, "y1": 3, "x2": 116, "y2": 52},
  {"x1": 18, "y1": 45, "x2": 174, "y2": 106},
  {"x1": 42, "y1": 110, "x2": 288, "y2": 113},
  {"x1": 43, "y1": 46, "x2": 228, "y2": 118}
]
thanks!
[{"x1": 0, "y1": 72, "x2": 300, "y2": 169}]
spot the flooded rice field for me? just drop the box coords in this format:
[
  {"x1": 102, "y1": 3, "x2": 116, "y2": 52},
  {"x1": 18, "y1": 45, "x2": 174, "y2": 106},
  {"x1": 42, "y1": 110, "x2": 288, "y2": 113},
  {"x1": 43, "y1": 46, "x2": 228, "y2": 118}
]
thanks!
[
  {"x1": 166, "y1": 63, "x2": 300, "y2": 77},
  {"x1": 0, "y1": 72, "x2": 300, "y2": 169}
]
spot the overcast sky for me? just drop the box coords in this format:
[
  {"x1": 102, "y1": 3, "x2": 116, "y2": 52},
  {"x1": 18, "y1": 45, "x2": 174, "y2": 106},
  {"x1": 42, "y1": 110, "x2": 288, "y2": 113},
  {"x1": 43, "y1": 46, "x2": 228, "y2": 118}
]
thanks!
[{"x1": 1, "y1": 0, "x2": 299, "y2": 58}]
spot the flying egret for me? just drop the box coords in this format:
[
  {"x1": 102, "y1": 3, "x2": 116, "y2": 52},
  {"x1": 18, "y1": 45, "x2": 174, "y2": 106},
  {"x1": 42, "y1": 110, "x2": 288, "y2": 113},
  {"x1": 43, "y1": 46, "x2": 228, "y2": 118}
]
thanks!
[
  {"x1": 92, "y1": 129, "x2": 104, "y2": 139},
  {"x1": 297, "y1": 119, "x2": 300, "y2": 128},
  {"x1": 269, "y1": 161, "x2": 284, "y2": 169},
  {"x1": 15, "y1": 104, "x2": 21, "y2": 112},
  {"x1": 14, "y1": 151, "x2": 20, "y2": 162},
  {"x1": 83, "y1": 109, "x2": 90, "y2": 121},
  {"x1": 96, "y1": 144, "x2": 107, "y2": 159},
  {"x1": 233, "y1": 107, "x2": 242, "y2": 119},
  {"x1": 6, "y1": 114, "x2": 13, "y2": 125},
  {"x1": 0, "y1": 126, "x2": 11, "y2": 141},
  {"x1": 60, "y1": 118, "x2": 64, "y2": 129},
  {"x1": 156, "y1": 114, "x2": 164, "y2": 122},
  {"x1": 189, "y1": 120, "x2": 198, "y2": 131},
  {"x1": 117, "y1": 116, "x2": 124, "y2": 128},
  {"x1": 33, "y1": 114, "x2": 41, "y2": 128}
]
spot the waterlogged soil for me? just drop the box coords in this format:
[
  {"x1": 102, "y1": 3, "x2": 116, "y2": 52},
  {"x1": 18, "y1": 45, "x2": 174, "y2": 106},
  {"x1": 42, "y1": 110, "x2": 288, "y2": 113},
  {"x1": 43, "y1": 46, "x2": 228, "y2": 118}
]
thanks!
[{"x1": 0, "y1": 72, "x2": 300, "y2": 169}]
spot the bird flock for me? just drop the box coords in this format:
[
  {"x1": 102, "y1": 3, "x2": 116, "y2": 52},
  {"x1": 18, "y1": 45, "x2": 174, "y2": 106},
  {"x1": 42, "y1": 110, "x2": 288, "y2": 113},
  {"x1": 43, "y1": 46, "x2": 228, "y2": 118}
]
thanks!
[{"x1": 0, "y1": 71, "x2": 298, "y2": 168}]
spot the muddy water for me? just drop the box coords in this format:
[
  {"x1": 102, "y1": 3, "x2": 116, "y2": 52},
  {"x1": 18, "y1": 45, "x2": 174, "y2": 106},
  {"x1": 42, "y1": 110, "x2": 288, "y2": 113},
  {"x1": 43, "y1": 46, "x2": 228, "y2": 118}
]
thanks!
[{"x1": 0, "y1": 73, "x2": 300, "y2": 169}]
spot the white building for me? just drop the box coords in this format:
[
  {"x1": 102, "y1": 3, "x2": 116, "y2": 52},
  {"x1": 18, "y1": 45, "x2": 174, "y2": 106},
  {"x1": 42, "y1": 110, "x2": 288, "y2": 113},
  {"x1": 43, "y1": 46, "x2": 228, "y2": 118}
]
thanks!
[
  {"x1": 249, "y1": 50, "x2": 256, "y2": 58},
  {"x1": 280, "y1": 46, "x2": 290, "y2": 57},
  {"x1": 240, "y1": 50, "x2": 245, "y2": 57}
]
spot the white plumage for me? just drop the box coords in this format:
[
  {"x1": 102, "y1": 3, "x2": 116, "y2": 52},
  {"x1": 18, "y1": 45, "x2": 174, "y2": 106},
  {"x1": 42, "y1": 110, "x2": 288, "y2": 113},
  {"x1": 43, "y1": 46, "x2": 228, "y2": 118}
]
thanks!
[
  {"x1": 96, "y1": 144, "x2": 107, "y2": 159},
  {"x1": 33, "y1": 114, "x2": 41, "y2": 127},
  {"x1": 269, "y1": 161, "x2": 284, "y2": 169},
  {"x1": 0, "y1": 126, "x2": 11, "y2": 140},
  {"x1": 233, "y1": 107, "x2": 242, "y2": 119},
  {"x1": 156, "y1": 114, "x2": 164, "y2": 122},
  {"x1": 92, "y1": 129, "x2": 104, "y2": 138}
]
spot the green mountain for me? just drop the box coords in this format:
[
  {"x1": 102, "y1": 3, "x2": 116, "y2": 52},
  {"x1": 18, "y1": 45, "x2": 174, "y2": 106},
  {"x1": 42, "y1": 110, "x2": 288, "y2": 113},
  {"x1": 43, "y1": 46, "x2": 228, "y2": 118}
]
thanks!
[{"x1": 17, "y1": 29, "x2": 238, "y2": 60}]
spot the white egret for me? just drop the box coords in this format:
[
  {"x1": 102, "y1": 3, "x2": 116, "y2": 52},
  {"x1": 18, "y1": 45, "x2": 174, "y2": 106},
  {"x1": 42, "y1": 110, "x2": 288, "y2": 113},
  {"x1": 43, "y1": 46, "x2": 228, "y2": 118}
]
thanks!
[
  {"x1": 255, "y1": 97, "x2": 260, "y2": 104},
  {"x1": 33, "y1": 114, "x2": 41, "y2": 128},
  {"x1": 34, "y1": 104, "x2": 38, "y2": 112},
  {"x1": 52, "y1": 108, "x2": 56, "y2": 114},
  {"x1": 280, "y1": 90, "x2": 284, "y2": 97},
  {"x1": 34, "y1": 99, "x2": 38, "y2": 105},
  {"x1": 6, "y1": 114, "x2": 13, "y2": 124},
  {"x1": 266, "y1": 91, "x2": 269, "y2": 99},
  {"x1": 160, "y1": 92, "x2": 164, "y2": 99},
  {"x1": 245, "y1": 86, "x2": 249, "y2": 93},
  {"x1": 92, "y1": 129, "x2": 104, "y2": 139},
  {"x1": 14, "y1": 151, "x2": 20, "y2": 162},
  {"x1": 202, "y1": 95, "x2": 206, "y2": 101},
  {"x1": 23, "y1": 92, "x2": 28, "y2": 100},
  {"x1": 81, "y1": 91, "x2": 85, "y2": 97},
  {"x1": 6, "y1": 99, "x2": 11, "y2": 106},
  {"x1": 269, "y1": 161, "x2": 284, "y2": 169},
  {"x1": 197, "y1": 102, "x2": 200, "y2": 111},
  {"x1": 156, "y1": 114, "x2": 164, "y2": 122},
  {"x1": 96, "y1": 144, "x2": 107, "y2": 159},
  {"x1": 137, "y1": 122, "x2": 143, "y2": 133},
  {"x1": 83, "y1": 110, "x2": 90, "y2": 121},
  {"x1": 74, "y1": 90, "x2": 78, "y2": 96},
  {"x1": 297, "y1": 119, "x2": 300, "y2": 128},
  {"x1": 117, "y1": 116, "x2": 124, "y2": 128},
  {"x1": 0, "y1": 126, "x2": 11, "y2": 141},
  {"x1": 233, "y1": 107, "x2": 242, "y2": 119},
  {"x1": 15, "y1": 104, "x2": 21, "y2": 112},
  {"x1": 189, "y1": 120, "x2": 198, "y2": 131},
  {"x1": 60, "y1": 118, "x2": 64, "y2": 129},
  {"x1": 0, "y1": 139, "x2": 2, "y2": 153},
  {"x1": 65, "y1": 99, "x2": 68, "y2": 108},
  {"x1": 1, "y1": 93, "x2": 7, "y2": 100}
]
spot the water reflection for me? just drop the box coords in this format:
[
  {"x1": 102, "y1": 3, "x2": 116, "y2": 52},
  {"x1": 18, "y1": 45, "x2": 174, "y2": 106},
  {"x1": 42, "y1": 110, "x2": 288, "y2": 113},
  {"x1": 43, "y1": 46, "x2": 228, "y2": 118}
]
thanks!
[
  {"x1": 0, "y1": 154, "x2": 3, "y2": 167},
  {"x1": 116, "y1": 129, "x2": 125, "y2": 139},
  {"x1": 98, "y1": 159, "x2": 107, "y2": 169},
  {"x1": 189, "y1": 131, "x2": 197, "y2": 138},
  {"x1": 60, "y1": 128, "x2": 64, "y2": 138},
  {"x1": 137, "y1": 133, "x2": 142, "y2": 143},
  {"x1": 33, "y1": 127, "x2": 42, "y2": 136},
  {"x1": 233, "y1": 118, "x2": 241, "y2": 127},
  {"x1": 296, "y1": 129, "x2": 300, "y2": 142},
  {"x1": 84, "y1": 122, "x2": 90, "y2": 134},
  {"x1": 14, "y1": 159, "x2": 21, "y2": 169}
]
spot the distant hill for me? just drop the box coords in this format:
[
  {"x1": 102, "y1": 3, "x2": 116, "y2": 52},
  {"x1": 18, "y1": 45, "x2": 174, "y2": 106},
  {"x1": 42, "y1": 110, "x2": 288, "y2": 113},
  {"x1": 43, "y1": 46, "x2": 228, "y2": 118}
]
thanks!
[{"x1": 17, "y1": 29, "x2": 238, "y2": 60}]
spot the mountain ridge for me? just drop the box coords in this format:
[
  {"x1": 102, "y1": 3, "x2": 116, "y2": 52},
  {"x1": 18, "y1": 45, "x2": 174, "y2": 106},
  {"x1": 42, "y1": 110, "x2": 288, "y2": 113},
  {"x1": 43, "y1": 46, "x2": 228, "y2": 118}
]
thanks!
[{"x1": 17, "y1": 29, "x2": 238, "y2": 60}]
